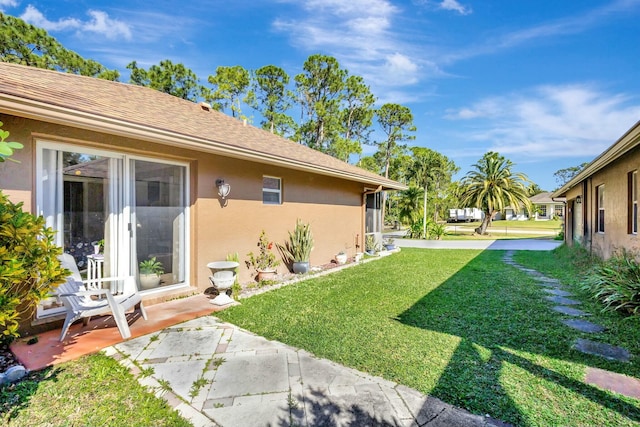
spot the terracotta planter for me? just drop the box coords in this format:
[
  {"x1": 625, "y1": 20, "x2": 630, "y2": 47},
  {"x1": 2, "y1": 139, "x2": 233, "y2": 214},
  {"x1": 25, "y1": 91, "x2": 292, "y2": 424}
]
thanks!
[{"x1": 257, "y1": 269, "x2": 277, "y2": 281}]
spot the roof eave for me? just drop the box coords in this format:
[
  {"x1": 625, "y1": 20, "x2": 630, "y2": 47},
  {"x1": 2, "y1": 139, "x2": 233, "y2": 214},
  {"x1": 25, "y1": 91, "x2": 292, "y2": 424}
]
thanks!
[
  {"x1": 552, "y1": 119, "x2": 640, "y2": 198},
  {"x1": 0, "y1": 94, "x2": 406, "y2": 191}
]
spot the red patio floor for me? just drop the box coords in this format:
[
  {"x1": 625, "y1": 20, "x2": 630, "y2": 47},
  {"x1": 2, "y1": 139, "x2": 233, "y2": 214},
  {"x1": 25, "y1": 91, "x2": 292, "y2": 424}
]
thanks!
[{"x1": 11, "y1": 294, "x2": 223, "y2": 371}]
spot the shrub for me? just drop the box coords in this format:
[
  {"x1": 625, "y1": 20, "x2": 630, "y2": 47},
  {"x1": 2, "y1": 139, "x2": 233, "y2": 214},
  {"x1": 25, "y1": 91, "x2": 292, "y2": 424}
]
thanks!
[
  {"x1": 582, "y1": 248, "x2": 640, "y2": 316},
  {"x1": 246, "y1": 230, "x2": 279, "y2": 272},
  {"x1": 428, "y1": 222, "x2": 447, "y2": 240},
  {"x1": 0, "y1": 191, "x2": 69, "y2": 339}
]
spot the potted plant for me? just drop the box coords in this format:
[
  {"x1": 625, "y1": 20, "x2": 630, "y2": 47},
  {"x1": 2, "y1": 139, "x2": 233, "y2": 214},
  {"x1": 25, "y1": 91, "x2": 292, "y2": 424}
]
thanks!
[
  {"x1": 246, "y1": 230, "x2": 280, "y2": 281},
  {"x1": 335, "y1": 251, "x2": 347, "y2": 265},
  {"x1": 365, "y1": 235, "x2": 378, "y2": 255},
  {"x1": 91, "y1": 239, "x2": 104, "y2": 255},
  {"x1": 139, "y1": 256, "x2": 164, "y2": 290},
  {"x1": 277, "y1": 219, "x2": 314, "y2": 274},
  {"x1": 383, "y1": 238, "x2": 396, "y2": 251}
]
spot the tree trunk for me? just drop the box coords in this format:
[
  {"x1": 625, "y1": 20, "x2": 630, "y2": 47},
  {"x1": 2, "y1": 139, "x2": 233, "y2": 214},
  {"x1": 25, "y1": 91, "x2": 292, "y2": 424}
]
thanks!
[
  {"x1": 475, "y1": 211, "x2": 493, "y2": 235},
  {"x1": 422, "y1": 185, "x2": 428, "y2": 239}
]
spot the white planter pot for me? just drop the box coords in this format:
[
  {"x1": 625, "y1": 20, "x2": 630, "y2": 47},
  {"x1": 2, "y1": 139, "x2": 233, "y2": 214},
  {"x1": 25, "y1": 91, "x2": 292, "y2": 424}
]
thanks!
[
  {"x1": 335, "y1": 254, "x2": 347, "y2": 265},
  {"x1": 139, "y1": 273, "x2": 160, "y2": 290}
]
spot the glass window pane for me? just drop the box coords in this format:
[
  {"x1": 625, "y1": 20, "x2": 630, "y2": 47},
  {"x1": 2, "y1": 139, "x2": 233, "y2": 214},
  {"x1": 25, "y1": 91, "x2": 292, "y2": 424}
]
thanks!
[
  {"x1": 263, "y1": 191, "x2": 280, "y2": 204},
  {"x1": 133, "y1": 160, "x2": 186, "y2": 290},
  {"x1": 263, "y1": 177, "x2": 280, "y2": 190}
]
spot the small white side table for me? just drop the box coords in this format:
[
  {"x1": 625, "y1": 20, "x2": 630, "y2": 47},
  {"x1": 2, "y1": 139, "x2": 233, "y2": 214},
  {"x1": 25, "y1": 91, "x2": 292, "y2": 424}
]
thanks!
[
  {"x1": 87, "y1": 254, "x2": 105, "y2": 291},
  {"x1": 207, "y1": 261, "x2": 239, "y2": 306}
]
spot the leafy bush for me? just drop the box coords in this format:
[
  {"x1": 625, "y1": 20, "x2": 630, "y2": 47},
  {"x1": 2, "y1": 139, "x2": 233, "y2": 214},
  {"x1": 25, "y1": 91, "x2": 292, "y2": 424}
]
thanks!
[
  {"x1": 428, "y1": 222, "x2": 447, "y2": 240},
  {"x1": 246, "y1": 230, "x2": 280, "y2": 272},
  {"x1": 408, "y1": 219, "x2": 425, "y2": 239},
  {"x1": 582, "y1": 248, "x2": 640, "y2": 316},
  {"x1": 0, "y1": 191, "x2": 68, "y2": 339}
]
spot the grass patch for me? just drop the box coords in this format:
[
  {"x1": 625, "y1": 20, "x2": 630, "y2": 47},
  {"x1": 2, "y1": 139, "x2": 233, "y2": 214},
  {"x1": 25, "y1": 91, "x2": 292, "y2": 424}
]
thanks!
[
  {"x1": 0, "y1": 353, "x2": 191, "y2": 427},
  {"x1": 217, "y1": 248, "x2": 640, "y2": 426}
]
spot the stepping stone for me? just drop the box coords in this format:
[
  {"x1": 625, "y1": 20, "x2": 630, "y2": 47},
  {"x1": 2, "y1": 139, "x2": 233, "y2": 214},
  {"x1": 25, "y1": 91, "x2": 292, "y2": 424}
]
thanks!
[
  {"x1": 553, "y1": 306, "x2": 591, "y2": 316},
  {"x1": 545, "y1": 296, "x2": 581, "y2": 305},
  {"x1": 543, "y1": 289, "x2": 573, "y2": 297},
  {"x1": 586, "y1": 367, "x2": 640, "y2": 399},
  {"x1": 535, "y1": 277, "x2": 560, "y2": 284},
  {"x1": 534, "y1": 281, "x2": 561, "y2": 289},
  {"x1": 562, "y1": 319, "x2": 605, "y2": 333},
  {"x1": 573, "y1": 338, "x2": 631, "y2": 362}
]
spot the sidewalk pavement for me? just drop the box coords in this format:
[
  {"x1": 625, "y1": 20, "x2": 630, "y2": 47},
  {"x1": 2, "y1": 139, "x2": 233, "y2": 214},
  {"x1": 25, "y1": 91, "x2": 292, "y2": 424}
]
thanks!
[
  {"x1": 109, "y1": 315, "x2": 507, "y2": 427},
  {"x1": 392, "y1": 238, "x2": 562, "y2": 251}
]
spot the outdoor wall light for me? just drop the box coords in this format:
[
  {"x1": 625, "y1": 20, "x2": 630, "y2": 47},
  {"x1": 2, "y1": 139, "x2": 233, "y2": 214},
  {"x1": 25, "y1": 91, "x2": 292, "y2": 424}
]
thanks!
[
  {"x1": 576, "y1": 195, "x2": 582, "y2": 204},
  {"x1": 216, "y1": 178, "x2": 231, "y2": 199}
]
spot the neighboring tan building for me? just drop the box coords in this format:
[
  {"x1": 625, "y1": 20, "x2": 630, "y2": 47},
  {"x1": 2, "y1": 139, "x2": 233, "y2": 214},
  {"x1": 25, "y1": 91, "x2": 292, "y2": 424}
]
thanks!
[
  {"x1": 552, "y1": 120, "x2": 640, "y2": 259},
  {"x1": 0, "y1": 62, "x2": 405, "y2": 333}
]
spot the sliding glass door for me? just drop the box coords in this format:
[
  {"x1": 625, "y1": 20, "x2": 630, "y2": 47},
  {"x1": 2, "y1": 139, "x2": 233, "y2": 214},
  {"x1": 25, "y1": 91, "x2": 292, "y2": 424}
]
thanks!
[
  {"x1": 130, "y1": 159, "x2": 186, "y2": 289},
  {"x1": 36, "y1": 142, "x2": 189, "y2": 318}
]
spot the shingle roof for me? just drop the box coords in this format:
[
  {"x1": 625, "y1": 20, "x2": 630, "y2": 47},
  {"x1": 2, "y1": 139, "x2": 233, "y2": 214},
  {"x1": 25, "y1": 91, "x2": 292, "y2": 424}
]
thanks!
[
  {"x1": 0, "y1": 62, "x2": 405, "y2": 190},
  {"x1": 530, "y1": 192, "x2": 562, "y2": 204}
]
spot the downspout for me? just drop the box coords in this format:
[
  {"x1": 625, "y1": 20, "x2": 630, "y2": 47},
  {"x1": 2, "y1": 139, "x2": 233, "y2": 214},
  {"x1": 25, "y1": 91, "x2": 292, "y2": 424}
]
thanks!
[{"x1": 586, "y1": 179, "x2": 592, "y2": 254}]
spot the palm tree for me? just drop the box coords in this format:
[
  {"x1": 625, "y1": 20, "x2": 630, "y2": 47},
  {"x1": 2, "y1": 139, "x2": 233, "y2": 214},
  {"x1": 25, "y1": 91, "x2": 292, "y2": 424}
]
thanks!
[
  {"x1": 459, "y1": 152, "x2": 532, "y2": 235},
  {"x1": 398, "y1": 186, "x2": 424, "y2": 226}
]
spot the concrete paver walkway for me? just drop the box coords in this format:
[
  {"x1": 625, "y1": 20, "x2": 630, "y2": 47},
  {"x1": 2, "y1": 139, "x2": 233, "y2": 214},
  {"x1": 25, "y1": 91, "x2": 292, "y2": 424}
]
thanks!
[{"x1": 109, "y1": 316, "x2": 505, "y2": 427}]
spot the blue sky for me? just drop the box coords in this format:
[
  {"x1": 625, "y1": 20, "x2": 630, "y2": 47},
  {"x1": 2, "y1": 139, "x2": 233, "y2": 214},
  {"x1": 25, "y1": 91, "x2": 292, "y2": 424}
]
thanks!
[{"x1": 2, "y1": 0, "x2": 640, "y2": 190}]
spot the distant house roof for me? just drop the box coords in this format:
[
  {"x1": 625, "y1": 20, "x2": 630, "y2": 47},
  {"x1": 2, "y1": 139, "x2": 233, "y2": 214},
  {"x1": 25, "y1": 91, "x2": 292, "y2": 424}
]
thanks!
[
  {"x1": 0, "y1": 62, "x2": 406, "y2": 191},
  {"x1": 552, "y1": 120, "x2": 640, "y2": 198},
  {"x1": 530, "y1": 192, "x2": 563, "y2": 204}
]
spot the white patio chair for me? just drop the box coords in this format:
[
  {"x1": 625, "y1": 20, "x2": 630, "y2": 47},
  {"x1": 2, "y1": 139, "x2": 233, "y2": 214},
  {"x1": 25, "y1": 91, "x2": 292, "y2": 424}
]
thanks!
[{"x1": 56, "y1": 253, "x2": 147, "y2": 341}]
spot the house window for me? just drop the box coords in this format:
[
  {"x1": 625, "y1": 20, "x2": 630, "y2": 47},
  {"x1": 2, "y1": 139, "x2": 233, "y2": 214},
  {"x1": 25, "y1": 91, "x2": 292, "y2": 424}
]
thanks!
[
  {"x1": 538, "y1": 205, "x2": 547, "y2": 217},
  {"x1": 554, "y1": 205, "x2": 564, "y2": 217},
  {"x1": 262, "y1": 176, "x2": 281, "y2": 205},
  {"x1": 629, "y1": 171, "x2": 637, "y2": 234},
  {"x1": 597, "y1": 184, "x2": 605, "y2": 233}
]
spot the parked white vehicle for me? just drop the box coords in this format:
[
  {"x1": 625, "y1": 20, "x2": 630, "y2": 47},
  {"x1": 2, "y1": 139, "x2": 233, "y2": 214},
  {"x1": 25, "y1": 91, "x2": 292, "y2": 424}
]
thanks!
[{"x1": 447, "y1": 208, "x2": 484, "y2": 223}]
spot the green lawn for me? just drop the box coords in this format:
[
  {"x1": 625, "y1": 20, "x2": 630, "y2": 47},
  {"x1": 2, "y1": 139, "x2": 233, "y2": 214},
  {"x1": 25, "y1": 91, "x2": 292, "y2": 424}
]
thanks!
[
  {"x1": 0, "y1": 353, "x2": 192, "y2": 427},
  {"x1": 218, "y1": 248, "x2": 640, "y2": 427}
]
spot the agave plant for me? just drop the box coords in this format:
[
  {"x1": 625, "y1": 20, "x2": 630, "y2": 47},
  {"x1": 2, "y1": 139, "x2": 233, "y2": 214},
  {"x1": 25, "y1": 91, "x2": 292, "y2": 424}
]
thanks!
[{"x1": 277, "y1": 220, "x2": 314, "y2": 264}]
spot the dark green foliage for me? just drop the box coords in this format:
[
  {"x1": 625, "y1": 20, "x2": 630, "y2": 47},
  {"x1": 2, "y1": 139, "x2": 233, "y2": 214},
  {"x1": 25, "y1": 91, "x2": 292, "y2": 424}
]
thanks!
[
  {"x1": 583, "y1": 249, "x2": 640, "y2": 315},
  {"x1": 0, "y1": 191, "x2": 69, "y2": 339},
  {"x1": 0, "y1": 13, "x2": 119, "y2": 80},
  {"x1": 127, "y1": 59, "x2": 204, "y2": 101}
]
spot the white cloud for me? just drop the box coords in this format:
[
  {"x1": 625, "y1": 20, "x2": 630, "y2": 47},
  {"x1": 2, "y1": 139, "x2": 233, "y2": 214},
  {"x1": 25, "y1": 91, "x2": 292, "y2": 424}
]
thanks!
[
  {"x1": 0, "y1": 0, "x2": 19, "y2": 10},
  {"x1": 439, "y1": 0, "x2": 472, "y2": 15},
  {"x1": 19, "y1": 6, "x2": 131, "y2": 40},
  {"x1": 445, "y1": 84, "x2": 640, "y2": 159},
  {"x1": 84, "y1": 10, "x2": 132, "y2": 40},
  {"x1": 272, "y1": 0, "x2": 428, "y2": 92},
  {"x1": 20, "y1": 5, "x2": 80, "y2": 31}
]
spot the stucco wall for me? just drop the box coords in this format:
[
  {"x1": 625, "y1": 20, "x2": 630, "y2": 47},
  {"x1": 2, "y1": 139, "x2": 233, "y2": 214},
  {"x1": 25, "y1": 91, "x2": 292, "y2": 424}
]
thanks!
[
  {"x1": 0, "y1": 114, "x2": 366, "y2": 311},
  {"x1": 571, "y1": 146, "x2": 640, "y2": 259}
]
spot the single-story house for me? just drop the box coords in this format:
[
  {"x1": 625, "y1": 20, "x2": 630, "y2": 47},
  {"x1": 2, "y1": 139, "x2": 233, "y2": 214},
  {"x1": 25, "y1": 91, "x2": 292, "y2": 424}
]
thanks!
[
  {"x1": 0, "y1": 62, "x2": 405, "y2": 333},
  {"x1": 552, "y1": 119, "x2": 640, "y2": 259},
  {"x1": 529, "y1": 192, "x2": 565, "y2": 220},
  {"x1": 503, "y1": 192, "x2": 564, "y2": 221}
]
